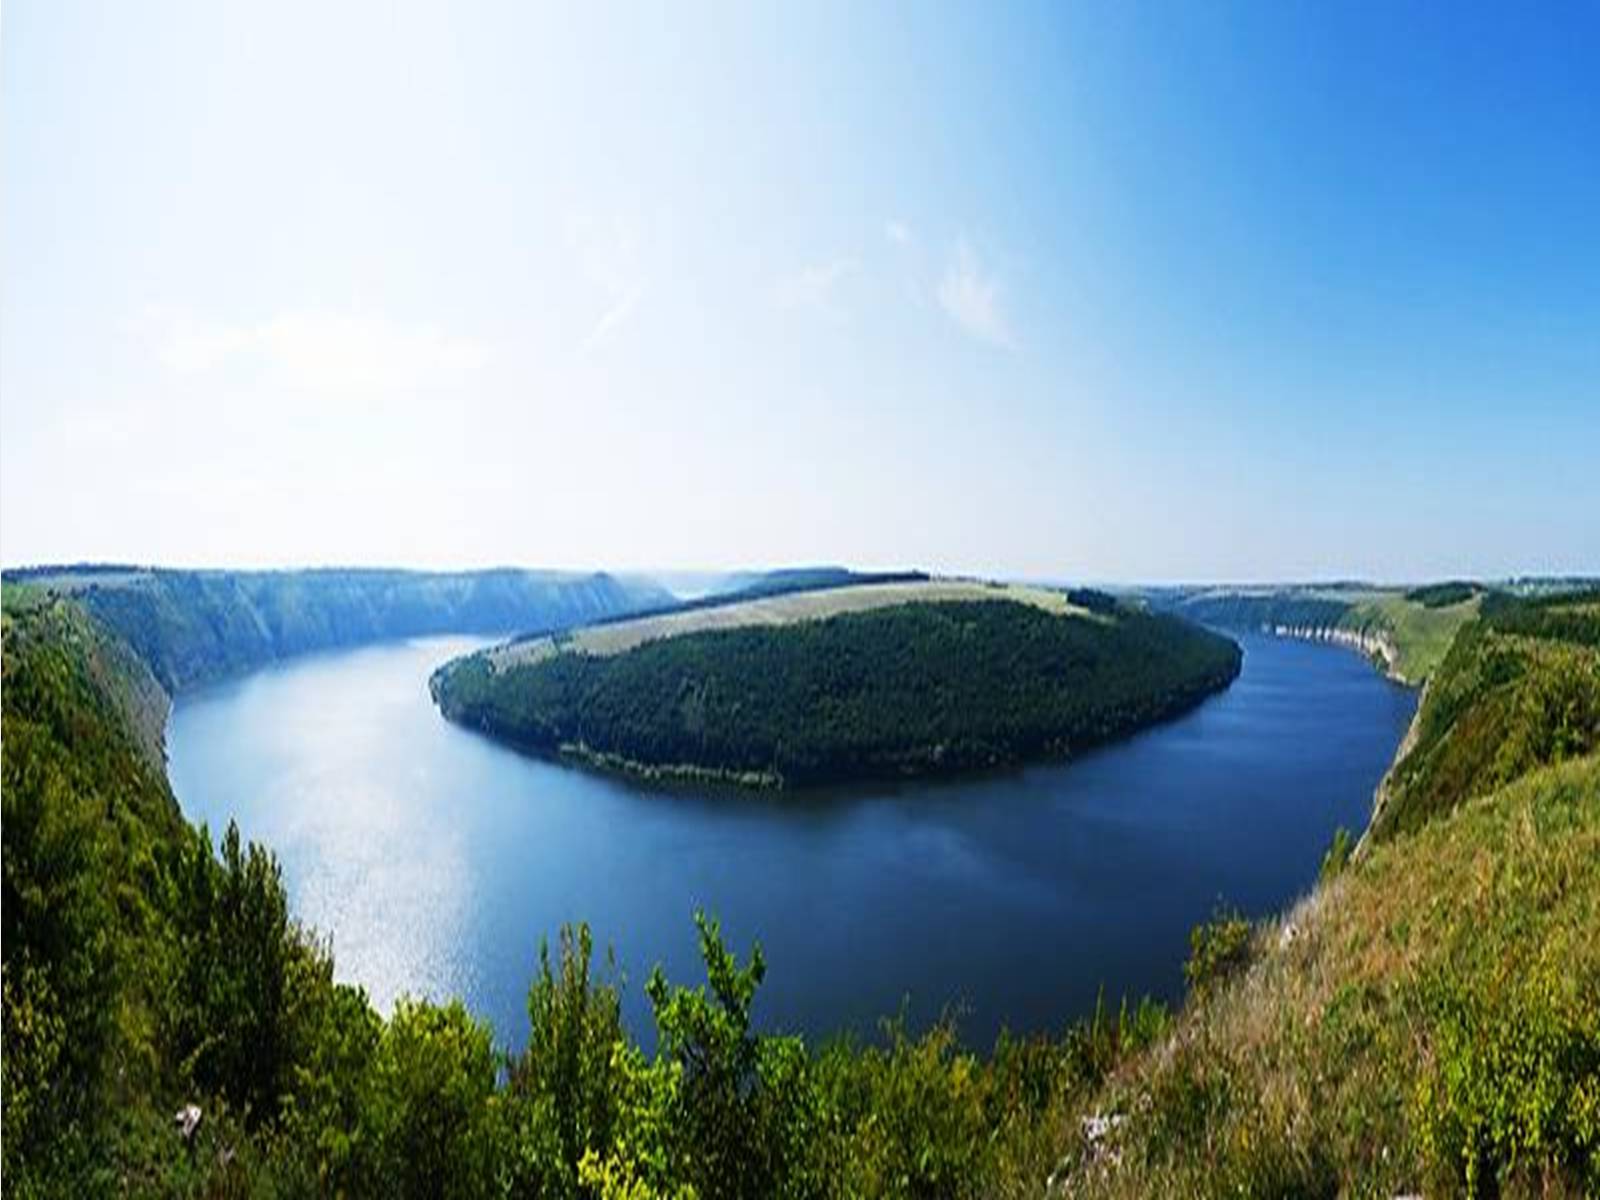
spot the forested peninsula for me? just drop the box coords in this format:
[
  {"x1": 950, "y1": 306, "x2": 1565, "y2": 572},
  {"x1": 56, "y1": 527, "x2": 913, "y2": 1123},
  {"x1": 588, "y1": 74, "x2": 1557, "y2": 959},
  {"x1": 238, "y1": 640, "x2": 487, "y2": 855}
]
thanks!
[{"x1": 431, "y1": 584, "x2": 1243, "y2": 787}]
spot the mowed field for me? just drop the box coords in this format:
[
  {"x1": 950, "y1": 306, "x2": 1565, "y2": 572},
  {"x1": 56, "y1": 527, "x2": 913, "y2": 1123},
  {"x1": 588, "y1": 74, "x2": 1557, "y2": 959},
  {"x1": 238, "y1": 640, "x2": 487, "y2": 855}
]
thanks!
[{"x1": 487, "y1": 578, "x2": 1090, "y2": 670}]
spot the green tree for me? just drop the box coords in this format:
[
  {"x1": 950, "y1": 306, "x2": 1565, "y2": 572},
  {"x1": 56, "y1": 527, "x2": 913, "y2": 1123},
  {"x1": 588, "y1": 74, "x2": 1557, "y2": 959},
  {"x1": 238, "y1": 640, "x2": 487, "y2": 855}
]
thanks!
[
  {"x1": 365, "y1": 998, "x2": 501, "y2": 1200},
  {"x1": 172, "y1": 820, "x2": 297, "y2": 1123},
  {"x1": 505, "y1": 922, "x2": 628, "y2": 1197},
  {"x1": 646, "y1": 913, "x2": 828, "y2": 1200},
  {"x1": 1184, "y1": 907, "x2": 1253, "y2": 995}
]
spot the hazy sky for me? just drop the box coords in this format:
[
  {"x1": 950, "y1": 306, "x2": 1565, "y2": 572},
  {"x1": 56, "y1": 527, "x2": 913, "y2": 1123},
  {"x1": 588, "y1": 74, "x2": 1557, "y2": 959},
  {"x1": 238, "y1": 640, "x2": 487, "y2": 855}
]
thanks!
[{"x1": 4, "y1": 2, "x2": 1597, "y2": 582}]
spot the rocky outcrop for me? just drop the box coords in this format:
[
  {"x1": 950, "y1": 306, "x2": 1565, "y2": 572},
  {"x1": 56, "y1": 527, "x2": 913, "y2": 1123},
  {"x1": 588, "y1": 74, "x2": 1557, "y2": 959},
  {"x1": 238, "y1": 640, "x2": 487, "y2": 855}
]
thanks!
[{"x1": 1268, "y1": 623, "x2": 1400, "y2": 680}]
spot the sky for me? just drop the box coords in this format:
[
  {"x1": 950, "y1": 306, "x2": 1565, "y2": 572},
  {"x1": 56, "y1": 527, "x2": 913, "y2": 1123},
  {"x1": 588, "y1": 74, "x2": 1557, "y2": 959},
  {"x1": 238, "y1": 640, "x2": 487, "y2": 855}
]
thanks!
[{"x1": 3, "y1": 1, "x2": 1597, "y2": 583}]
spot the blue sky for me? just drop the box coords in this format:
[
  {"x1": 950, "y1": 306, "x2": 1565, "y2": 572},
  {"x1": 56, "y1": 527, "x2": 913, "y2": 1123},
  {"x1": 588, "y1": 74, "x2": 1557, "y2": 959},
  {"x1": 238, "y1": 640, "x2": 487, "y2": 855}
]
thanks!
[{"x1": 3, "y1": 1, "x2": 1596, "y2": 581}]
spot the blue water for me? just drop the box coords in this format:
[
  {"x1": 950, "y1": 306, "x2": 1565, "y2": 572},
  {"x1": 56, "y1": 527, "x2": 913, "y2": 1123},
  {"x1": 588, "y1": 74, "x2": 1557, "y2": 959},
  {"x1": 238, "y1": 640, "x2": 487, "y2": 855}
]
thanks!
[{"x1": 166, "y1": 631, "x2": 1415, "y2": 1049}]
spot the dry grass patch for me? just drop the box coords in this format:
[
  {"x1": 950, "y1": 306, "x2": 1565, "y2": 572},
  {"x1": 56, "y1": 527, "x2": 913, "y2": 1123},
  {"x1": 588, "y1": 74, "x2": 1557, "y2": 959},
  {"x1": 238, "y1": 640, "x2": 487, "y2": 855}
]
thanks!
[{"x1": 488, "y1": 579, "x2": 1088, "y2": 670}]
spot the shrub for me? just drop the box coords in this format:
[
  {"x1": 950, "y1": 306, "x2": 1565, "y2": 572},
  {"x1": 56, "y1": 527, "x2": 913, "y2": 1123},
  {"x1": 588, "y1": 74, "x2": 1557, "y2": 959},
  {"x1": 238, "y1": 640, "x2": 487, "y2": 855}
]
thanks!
[
  {"x1": 363, "y1": 999, "x2": 501, "y2": 1200},
  {"x1": 576, "y1": 1040, "x2": 692, "y2": 1200},
  {"x1": 818, "y1": 1017, "x2": 992, "y2": 1200},
  {"x1": 1319, "y1": 826, "x2": 1354, "y2": 883},
  {"x1": 171, "y1": 821, "x2": 298, "y2": 1123},
  {"x1": 1412, "y1": 968, "x2": 1600, "y2": 1198},
  {"x1": 645, "y1": 912, "x2": 829, "y2": 1200},
  {"x1": 504, "y1": 922, "x2": 628, "y2": 1196},
  {"x1": 1184, "y1": 908, "x2": 1253, "y2": 995}
]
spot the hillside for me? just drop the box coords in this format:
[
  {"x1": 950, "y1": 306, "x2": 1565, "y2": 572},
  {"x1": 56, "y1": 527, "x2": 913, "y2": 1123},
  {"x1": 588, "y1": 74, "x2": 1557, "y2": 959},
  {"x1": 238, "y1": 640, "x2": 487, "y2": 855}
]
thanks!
[
  {"x1": 3, "y1": 589, "x2": 230, "y2": 1187},
  {"x1": 1372, "y1": 589, "x2": 1600, "y2": 839},
  {"x1": 2, "y1": 566, "x2": 670, "y2": 691},
  {"x1": 1157, "y1": 584, "x2": 1482, "y2": 684},
  {"x1": 433, "y1": 587, "x2": 1243, "y2": 787},
  {"x1": 1052, "y1": 753, "x2": 1600, "y2": 1198}
]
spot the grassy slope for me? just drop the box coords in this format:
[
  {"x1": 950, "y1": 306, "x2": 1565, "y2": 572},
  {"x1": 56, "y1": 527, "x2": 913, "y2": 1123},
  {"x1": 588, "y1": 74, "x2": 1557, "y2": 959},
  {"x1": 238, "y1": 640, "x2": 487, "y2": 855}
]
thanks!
[
  {"x1": 1060, "y1": 754, "x2": 1600, "y2": 1198},
  {"x1": 1338, "y1": 591, "x2": 1479, "y2": 685},
  {"x1": 1374, "y1": 592, "x2": 1600, "y2": 839}
]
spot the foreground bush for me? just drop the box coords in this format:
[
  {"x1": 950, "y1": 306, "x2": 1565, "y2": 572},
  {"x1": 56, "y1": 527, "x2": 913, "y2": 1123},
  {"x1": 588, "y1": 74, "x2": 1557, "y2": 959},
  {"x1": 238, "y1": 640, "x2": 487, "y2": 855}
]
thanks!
[{"x1": 1183, "y1": 908, "x2": 1253, "y2": 995}]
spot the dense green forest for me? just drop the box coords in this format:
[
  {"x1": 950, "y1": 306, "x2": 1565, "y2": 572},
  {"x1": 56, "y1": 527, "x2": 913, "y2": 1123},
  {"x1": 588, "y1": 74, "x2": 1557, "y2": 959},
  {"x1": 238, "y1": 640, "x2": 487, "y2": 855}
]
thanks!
[
  {"x1": 0, "y1": 567, "x2": 670, "y2": 691},
  {"x1": 5, "y1": 582, "x2": 1598, "y2": 1196},
  {"x1": 1404, "y1": 580, "x2": 1484, "y2": 608},
  {"x1": 433, "y1": 600, "x2": 1242, "y2": 787}
]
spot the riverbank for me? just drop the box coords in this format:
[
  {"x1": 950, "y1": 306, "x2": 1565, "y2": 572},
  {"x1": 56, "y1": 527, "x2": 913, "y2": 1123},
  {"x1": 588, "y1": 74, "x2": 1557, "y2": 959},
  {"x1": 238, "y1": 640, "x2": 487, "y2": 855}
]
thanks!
[
  {"x1": 1358, "y1": 678, "x2": 1429, "y2": 857},
  {"x1": 1160, "y1": 586, "x2": 1479, "y2": 686},
  {"x1": 1268, "y1": 621, "x2": 1401, "y2": 681}
]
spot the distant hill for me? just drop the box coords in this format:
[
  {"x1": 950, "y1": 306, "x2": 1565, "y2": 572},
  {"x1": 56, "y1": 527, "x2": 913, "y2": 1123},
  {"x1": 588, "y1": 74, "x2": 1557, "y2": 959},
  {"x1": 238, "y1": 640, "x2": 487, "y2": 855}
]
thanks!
[
  {"x1": 1150, "y1": 584, "x2": 1483, "y2": 684},
  {"x1": 493, "y1": 575, "x2": 1015, "y2": 667},
  {"x1": 433, "y1": 581, "x2": 1242, "y2": 787},
  {"x1": 539, "y1": 567, "x2": 930, "y2": 643},
  {"x1": 0, "y1": 566, "x2": 672, "y2": 692}
]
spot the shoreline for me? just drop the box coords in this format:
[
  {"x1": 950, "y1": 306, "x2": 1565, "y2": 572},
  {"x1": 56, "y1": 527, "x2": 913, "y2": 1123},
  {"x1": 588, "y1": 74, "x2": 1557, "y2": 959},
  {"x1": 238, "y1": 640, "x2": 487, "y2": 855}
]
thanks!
[
  {"x1": 1254, "y1": 621, "x2": 1427, "y2": 853},
  {"x1": 1356, "y1": 679, "x2": 1429, "y2": 857},
  {"x1": 1266, "y1": 621, "x2": 1407, "y2": 684}
]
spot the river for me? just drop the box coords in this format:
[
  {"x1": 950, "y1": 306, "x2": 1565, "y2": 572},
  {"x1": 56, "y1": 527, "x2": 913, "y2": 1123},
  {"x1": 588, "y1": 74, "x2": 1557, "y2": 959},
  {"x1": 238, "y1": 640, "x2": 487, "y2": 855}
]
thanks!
[{"x1": 167, "y1": 630, "x2": 1415, "y2": 1048}]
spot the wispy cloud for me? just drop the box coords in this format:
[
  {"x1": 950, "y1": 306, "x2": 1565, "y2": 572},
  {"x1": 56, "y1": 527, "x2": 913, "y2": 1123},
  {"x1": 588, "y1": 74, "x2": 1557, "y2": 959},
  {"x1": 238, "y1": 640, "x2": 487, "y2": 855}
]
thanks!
[
  {"x1": 569, "y1": 212, "x2": 648, "y2": 358},
  {"x1": 885, "y1": 219, "x2": 913, "y2": 245},
  {"x1": 579, "y1": 284, "x2": 646, "y2": 356},
  {"x1": 937, "y1": 240, "x2": 1014, "y2": 349},
  {"x1": 774, "y1": 257, "x2": 857, "y2": 317},
  {"x1": 140, "y1": 307, "x2": 488, "y2": 389}
]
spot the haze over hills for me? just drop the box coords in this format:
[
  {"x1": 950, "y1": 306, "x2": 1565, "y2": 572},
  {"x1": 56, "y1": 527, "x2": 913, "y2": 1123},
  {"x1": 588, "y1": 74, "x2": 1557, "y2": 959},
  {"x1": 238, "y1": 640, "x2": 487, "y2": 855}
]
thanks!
[{"x1": 0, "y1": 565, "x2": 673, "y2": 691}]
